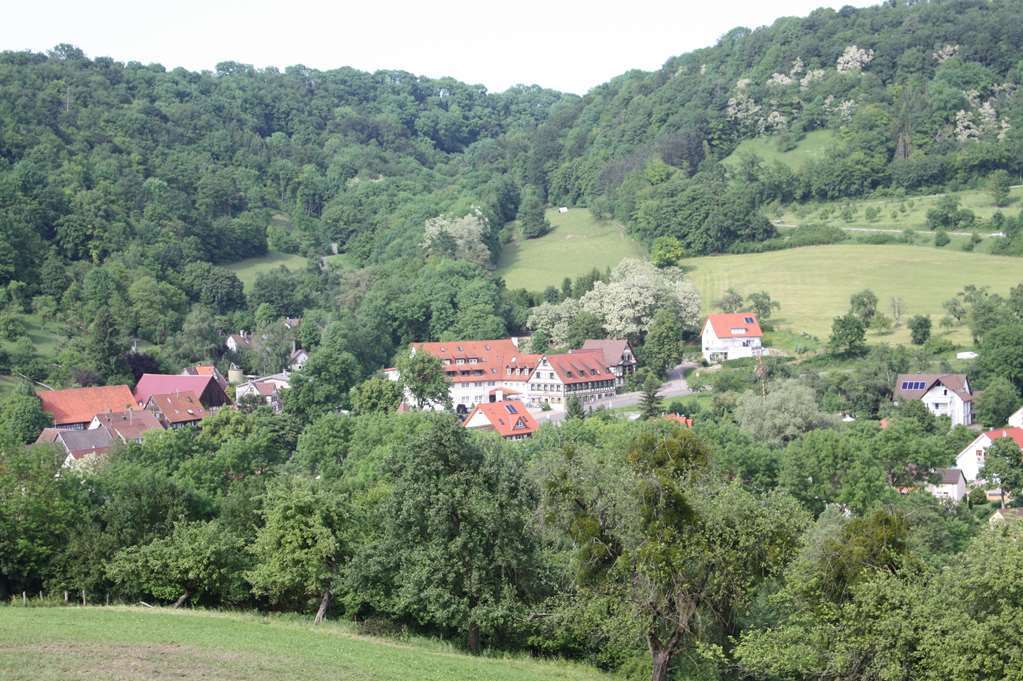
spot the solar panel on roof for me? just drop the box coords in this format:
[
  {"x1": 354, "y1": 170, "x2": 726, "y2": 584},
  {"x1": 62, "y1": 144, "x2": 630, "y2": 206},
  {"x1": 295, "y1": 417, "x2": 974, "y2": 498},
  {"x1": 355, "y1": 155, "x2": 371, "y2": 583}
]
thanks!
[
  {"x1": 744, "y1": 316, "x2": 754, "y2": 324},
  {"x1": 504, "y1": 404, "x2": 518, "y2": 414}
]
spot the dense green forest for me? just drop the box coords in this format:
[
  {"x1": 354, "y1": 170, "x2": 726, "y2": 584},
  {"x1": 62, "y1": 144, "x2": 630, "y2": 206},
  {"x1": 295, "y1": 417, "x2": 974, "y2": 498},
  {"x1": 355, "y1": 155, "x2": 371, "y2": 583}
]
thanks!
[{"x1": 4, "y1": 0, "x2": 1023, "y2": 388}]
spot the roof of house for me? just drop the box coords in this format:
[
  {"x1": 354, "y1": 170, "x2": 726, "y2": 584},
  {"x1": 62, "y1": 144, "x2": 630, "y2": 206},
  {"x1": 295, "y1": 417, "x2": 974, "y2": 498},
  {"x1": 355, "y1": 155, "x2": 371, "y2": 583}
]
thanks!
[
  {"x1": 91, "y1": 410, "x2": 164, "y2": 442},
  {"x1": 993, "y1": 507, "x2": 1023, "y2": 521},
  {"x1": 663, "y1": 414, "x2": 694, "y2": 428},
  {"x1": 543, "y1": 351, "x2": 617, "y2": 385},
  {"x1": 464, "y1": 400, "x2": 539, "y2": 438},
  {"x1": 240, "y1": 380, "x2": 279, "y2": 397},
  {"x1": 228, "y1": 333, "x2": 252, "y2": 347},
  {"x1": 705, "y1": 313, "x2": 763, "y2": 339},
  {"x1": 134, "y1": 374, "x2": 214, "y2": 405},
  {"x1": 934, "y1": 468, "x2": 965, "y2": 485},
  {"x1": 894, "y1": 374, "x2": 972, "y2": 402},
  {"x1": 580, "y1": 339, "x2": 635, "y2": 367},
  {"x1": 412, "y1": 338, "x2": 541, "y2": 384},
  {"x1": 984, "y1": 427, "x2": 1023, "y2": 449},
  {"x1": 146, "y1": 392, "x2": 208, "y2": 424},
  {"x1": 38, "y1": 385, "x2": 137, "y2": 426},
  {"x1": 183, "y1": 365, "x2": 228, "y2": 391},
  {"x1": 36, "y1": 426, "x2": 116, "y2": 460}
]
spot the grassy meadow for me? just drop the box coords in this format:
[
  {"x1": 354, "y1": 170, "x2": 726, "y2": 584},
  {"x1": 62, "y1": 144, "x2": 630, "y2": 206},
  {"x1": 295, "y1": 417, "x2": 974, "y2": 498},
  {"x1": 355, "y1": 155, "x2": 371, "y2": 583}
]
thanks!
[
  {"x1": 723, "y1": 129, "x2": 836, "y2": 171},
  {"x1": 226, "y1": 251, "x2": 310, "y2": 291},
  {"x1": 0, "y1": 607, "x2": 604, "y2": 681},
  {"x1": 685, "y1": 244, "x2": 1021, "y2": 345},
  {"x1": 496, "y1": 208, "x2": 645, "y2": 291},
  {"x1": 777, "y1": 186, "x2": 1023, "y2": 232}
]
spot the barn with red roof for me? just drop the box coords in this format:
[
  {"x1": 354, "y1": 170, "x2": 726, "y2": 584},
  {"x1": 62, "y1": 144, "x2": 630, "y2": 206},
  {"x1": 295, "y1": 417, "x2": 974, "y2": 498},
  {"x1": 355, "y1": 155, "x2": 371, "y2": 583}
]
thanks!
[{"x1": 38, "y1": 385, "x2": 137, "y2": 429}]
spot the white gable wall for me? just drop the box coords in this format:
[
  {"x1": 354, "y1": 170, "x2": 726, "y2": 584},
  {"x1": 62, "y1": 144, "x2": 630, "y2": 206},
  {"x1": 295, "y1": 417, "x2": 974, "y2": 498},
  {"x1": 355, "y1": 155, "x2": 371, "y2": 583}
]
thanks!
[
  {"x1": 955, "y1": 433, "x2": 993, "y2": 482},
  {"x1": 701, "y1": 321, "x2": 762, "y2": 363}
]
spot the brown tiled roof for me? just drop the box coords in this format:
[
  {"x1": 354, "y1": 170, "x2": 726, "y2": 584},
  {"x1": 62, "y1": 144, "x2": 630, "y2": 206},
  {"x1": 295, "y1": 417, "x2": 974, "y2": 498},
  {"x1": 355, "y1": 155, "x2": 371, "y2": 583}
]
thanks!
[
  {"x1": 580, "y1": 339, "x2": 634, "y2": 368},
  {"x1": 38, "y1": 385, "x2": 136, "y2": 426},
  {"x1": 464, "y1": 400, "x2": 538, "y2": 438},
  {"x1": 412, "y1": 339, "x2": 540, "y2": 384},
  {"x1": 147, "y1": 393, "x2": 207, "y2": 425},
  {"x1": 544, "y1": 352, "x2": 616, "y2": 385},
  {"x1": 91, "y1": 410, "x2": 164, "y2": 442},
  {"x1": 895, "y1": 374, "x2": 972, "y2": 402},
  {"x1": 934, "y1": 468, "x2": 965, "y2": 485}
]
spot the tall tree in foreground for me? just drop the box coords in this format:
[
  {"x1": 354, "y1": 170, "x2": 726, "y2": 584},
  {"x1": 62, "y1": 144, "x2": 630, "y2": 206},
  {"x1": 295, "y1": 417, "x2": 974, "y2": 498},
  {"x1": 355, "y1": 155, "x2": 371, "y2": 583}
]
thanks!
[
  {"x1": 982, "y1": 436, "x2": 1023, "y2": 508},
  {"x1": 248, "y1": 476, "x2": 348, "y2": 624},
  {"x1": 542, "y1": 428, "x2": 808, "y2": 681},
  {"x1": 643, "y1": 309, "x2": 683, "y2": 378}
]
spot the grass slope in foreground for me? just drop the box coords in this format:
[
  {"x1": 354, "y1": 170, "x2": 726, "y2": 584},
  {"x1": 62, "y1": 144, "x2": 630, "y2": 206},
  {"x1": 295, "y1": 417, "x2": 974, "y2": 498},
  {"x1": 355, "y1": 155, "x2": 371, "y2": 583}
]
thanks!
[
  {"x1": 496, "y1": 208, "x2": 645, "y2": 291},
  {"x1": 686, "y1": 244, "x2": 1021, "y2": 345},
  {"x1": 0, "y1": 607, "x2": 603, "y2": 681},
  {"x1": 226, "y1": 251, "x2": 310, "y2": 291}
]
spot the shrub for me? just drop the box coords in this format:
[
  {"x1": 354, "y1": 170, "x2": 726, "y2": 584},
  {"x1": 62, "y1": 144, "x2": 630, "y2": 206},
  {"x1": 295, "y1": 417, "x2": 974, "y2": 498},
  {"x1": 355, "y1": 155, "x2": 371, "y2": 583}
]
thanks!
[{"x1": 934, "y1": 230, "x2": 950, "y2": 247}]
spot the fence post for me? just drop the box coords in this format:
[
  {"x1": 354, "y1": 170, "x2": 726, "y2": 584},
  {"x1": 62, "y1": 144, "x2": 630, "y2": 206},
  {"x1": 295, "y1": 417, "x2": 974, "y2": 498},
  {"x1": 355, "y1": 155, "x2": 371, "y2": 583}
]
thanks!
[
  {"x1": 81, "y1": 590, "x2": 86, "y2": 606},
  {"x1": 22, "y1": 592, "x2": 26, "y2": 606},
  {"x1": 64, "y1": 591, "x2": 68, "y2": 604}
]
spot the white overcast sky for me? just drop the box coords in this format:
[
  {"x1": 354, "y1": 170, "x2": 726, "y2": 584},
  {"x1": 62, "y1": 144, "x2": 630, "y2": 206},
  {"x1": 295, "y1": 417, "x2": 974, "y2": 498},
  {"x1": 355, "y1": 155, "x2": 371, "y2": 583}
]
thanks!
[{"x1": 3, "y1": 1, "x2": 877, "y2": 94}]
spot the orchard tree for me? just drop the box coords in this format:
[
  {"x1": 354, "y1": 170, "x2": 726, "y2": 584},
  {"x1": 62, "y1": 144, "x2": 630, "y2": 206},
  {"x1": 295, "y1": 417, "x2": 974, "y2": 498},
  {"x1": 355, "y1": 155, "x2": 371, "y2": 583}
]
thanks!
[
  {"x1": 746, "y1": 291, "x2": 780, "y2": 321},
  {"x1": 716, "y1": 287, "x2": 744, "y2": 313},
  {"x1": 248, "y1": 476, "x2": 349, "y2": 624},
  {"x1": 518, "y1": 185, "x2": 551, "y2": 239},
  {"x1": 650, "y1": 236, "x2": 685, "y2": 268},
  {"x1": 829, "y1": 314, "x2": 867, "y2": 356},
  {"x1": 989, "y1": 169, "x2": 1012, "y2": 207},
  {"x1": 907, "y1": 315, "x2": 931, "y2": 345},
  {"x1": 849, "y1": 289, "x2": 879, "y2": 324},
  {"x1": 974, "y1": 376, "x2": 1020, "y2": 428},
  {"x1": 107, "y1": 521, "x2": 247, "y2": 608}
]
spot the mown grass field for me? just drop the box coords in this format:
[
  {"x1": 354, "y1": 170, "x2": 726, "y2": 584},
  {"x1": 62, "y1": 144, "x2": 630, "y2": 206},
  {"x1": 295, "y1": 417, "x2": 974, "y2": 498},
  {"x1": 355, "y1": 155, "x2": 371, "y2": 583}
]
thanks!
[
  {"x1": 723, "y1": 129, "x2": 836, "y2": 171},
  {"x1": 496, "y1": 209, "x2": 645, "y2": 291},
  {"x1": 0, "y1": 607, "x2": 604, "y2": 681},
  {"x1": 685, "y1": 244, "x2": 1021, "y2": 345},
  {"x1": 226, "y1": 251, "x2": 310, "y2": 291},
  {"x1": 777, "y1": 185, "x2": 1023, "y2": 232}
]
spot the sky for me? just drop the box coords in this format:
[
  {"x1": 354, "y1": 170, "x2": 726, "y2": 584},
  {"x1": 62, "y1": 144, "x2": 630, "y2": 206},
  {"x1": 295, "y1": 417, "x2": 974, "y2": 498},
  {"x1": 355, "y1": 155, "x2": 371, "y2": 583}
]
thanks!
[{"x1": 2, "y1": 0, "x2": 877, "y2": 94}]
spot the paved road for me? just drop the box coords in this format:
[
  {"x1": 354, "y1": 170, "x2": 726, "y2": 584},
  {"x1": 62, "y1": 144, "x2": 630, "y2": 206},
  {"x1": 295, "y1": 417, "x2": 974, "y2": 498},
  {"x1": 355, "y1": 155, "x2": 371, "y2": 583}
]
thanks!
[{"x1": 533, "y1": 361, "x2": 696, "y2": 424}]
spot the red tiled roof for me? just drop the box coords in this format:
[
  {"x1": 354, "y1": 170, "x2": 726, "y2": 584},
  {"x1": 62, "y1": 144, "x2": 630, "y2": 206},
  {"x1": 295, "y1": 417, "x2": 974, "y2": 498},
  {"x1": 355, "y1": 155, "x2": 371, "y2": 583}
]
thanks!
[
  {"x1": 146, "y1": 393, "x2": 207, "y2": 425},
  {"x1": 544, "y1": 352, "x2": 616, "y2": 385},
  {"x1": 38, "y1": 385, "x2": 136, "y2": 426},
  {"x1": 705, "y1": 313, "x2": 763, "y2": 339},
  {"x1": 134, "y1": 374, "x2": 214, "y2": 405},
  {"x1": 91, "y1": 410, "x2": 164, "y2": 442},
  {"x1": 663, "y1": 414, "x2": 694, "y2": 427},
  {"x1": 985, "y1": 427, "x2": 1023, "y2": 449},
  {"x1": 412, "y1": 339, "x2": 541, "y2": 384},
  {"x1": 464, "y1": 400, "x2": 538, "y2": 438}
]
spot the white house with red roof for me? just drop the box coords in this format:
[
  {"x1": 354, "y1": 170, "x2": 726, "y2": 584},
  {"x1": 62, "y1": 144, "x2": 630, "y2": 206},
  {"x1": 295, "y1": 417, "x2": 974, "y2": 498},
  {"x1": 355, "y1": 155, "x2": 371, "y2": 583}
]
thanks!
[
  {"x1": 701, "y1": 313, "x2": 764, "y2": 363},
  {"x1": 463, "y1": 400, "x2": 539, "y2": 440},
  {"x1": 526, "y1": 350, "x2": 617, "y2": 410},
  {"x1": 954, "y1": 427, "x2": 1023, "y2": 482}
]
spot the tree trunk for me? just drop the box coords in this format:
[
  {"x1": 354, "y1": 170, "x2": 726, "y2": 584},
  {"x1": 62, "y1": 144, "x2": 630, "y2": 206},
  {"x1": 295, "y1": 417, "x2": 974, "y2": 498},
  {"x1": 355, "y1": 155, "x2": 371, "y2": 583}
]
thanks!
[
  {"x1": 651, "y1": 647, "x2": 673, "y2": 681},
  {"x1": 313, "y1": 588, "x2": 330, "y2": 625},
  {"x1": 173, "y1": 590, "x2": 191, "y2": 609},
  {"x1": 467, "y1": 622, "x2": 481, "y2": 655}
]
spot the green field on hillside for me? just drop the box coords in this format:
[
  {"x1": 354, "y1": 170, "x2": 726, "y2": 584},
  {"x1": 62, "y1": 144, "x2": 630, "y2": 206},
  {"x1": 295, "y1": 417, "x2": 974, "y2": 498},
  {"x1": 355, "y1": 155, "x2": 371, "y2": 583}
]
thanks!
[
  {"x1": 723, "y1": 129, "x2": 836, "y2": 171},
  {"x1": 685, "y1": 244, "x2": 1021, "y2": 345},
  {"x1": 778, "y1": 185, "x2": 1023, "y2": 232},
  {"x1": 0, "y1": 607, "x2": 603, "y2": 681},
  {"x1": 226, "y1": 252, "x2": 310, "y2": 290},
  {"x1": 496, "y1": 209, "x2": 645, "y2": 291}
]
